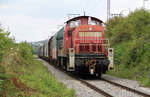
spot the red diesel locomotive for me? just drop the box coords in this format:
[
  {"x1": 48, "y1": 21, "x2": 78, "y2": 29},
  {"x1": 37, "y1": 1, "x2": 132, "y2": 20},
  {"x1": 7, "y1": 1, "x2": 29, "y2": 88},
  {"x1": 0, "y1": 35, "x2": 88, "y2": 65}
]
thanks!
[{"x1": 38, "y1": 16, "x2": 114, "y2": 78}]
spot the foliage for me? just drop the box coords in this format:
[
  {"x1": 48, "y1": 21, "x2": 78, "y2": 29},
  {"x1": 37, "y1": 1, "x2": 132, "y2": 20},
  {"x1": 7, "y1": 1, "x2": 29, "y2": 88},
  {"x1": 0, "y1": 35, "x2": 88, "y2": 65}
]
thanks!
[
  {"x1": 18, "y1": 42, "x2": 33, "y2": 61},
  {"x1": 0, "y1": 25, "x2": 15, "y2": 96},
  {"x1": 0, "y1": 27, "x2": 14, "y2": 62},
  {"x1": 19, "y1": 60, "x2": 75, "y2": 97},
  {"x1": 106, "y1": 9, "x2": 150, "y2": 87},
  {"x1": 0, "y1": 24, "x2": 76, "y2": 96}
]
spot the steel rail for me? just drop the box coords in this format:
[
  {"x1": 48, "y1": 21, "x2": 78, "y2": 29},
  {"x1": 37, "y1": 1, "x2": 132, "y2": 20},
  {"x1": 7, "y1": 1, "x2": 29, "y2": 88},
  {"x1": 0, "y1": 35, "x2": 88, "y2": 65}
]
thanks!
[
  {"x1": 55, "y1": 66, "x2": 113, "y2": 97},
  {"x1": 40, "y1": 58, "x2": 113, "y2": 97},
  {"x1": 102, "y1": 78, "x2": 150, "y2": 97},
  {"x1": 39, "y1": 57, "x2": 150, "y2": 97},
  {"x1": 76, "y1": 77, "x2": 113, "y2": 97}
]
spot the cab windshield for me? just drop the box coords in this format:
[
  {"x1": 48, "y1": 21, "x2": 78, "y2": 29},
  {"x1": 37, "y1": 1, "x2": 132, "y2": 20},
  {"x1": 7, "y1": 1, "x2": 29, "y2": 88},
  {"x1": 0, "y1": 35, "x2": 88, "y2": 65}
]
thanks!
[
  {"x1": 69, "y1": 19, "x2": 81, "y2": 28},
  {"x1": 88, "y1": 17, "x2": 100, "y2": 26}
]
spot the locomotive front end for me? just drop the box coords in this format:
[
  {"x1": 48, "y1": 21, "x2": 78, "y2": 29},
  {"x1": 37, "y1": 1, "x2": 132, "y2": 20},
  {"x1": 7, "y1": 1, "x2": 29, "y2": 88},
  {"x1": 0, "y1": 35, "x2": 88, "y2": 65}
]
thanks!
[
  {"x1": 74, "y1": 25, "x2": 110, "y2": 76},
  {"x1": 64, "y1": 16, "x2": 113, "y2": 77}
]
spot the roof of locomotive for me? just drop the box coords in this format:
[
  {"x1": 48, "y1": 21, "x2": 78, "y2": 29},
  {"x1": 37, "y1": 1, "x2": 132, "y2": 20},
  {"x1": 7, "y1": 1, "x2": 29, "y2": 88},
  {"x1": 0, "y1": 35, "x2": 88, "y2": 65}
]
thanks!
[{"x1": 66, "y1": 16, "x2": 103, "y2": 23}]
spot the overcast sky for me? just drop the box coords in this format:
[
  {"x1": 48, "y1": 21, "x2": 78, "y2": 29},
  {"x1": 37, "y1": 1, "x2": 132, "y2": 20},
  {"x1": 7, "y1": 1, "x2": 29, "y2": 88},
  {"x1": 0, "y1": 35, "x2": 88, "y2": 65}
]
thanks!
[{"x1": 0, "y1": 0, "x2": 150, "y2": 42}]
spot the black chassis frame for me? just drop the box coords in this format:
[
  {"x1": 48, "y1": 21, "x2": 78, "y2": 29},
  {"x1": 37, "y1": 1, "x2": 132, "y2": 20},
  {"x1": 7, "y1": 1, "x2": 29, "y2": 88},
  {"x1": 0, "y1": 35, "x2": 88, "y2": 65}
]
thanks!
[{"x1": 75, "y1": 53, "x2": 109, "y2": 76}]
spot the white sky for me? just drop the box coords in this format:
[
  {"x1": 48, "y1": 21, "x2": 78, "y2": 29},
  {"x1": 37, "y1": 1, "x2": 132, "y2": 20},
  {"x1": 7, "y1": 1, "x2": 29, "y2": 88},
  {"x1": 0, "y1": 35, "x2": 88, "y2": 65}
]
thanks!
[{"x1": 0, "y1": 0, "x2": 150, "y2": 42}]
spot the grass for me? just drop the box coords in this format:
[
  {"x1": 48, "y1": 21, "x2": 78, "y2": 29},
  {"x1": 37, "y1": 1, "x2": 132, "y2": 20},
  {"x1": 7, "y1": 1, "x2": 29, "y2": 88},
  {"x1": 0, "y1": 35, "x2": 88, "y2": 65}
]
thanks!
[
  {"x1": 0, "y1": 25, "x2": 75, "y2": 97},
  {"x1": 19, "y1": 59, "x2": 76, "y2": 97},
  {"x1": 1, "y1": 55, "x2": 76, "y2": 97}
]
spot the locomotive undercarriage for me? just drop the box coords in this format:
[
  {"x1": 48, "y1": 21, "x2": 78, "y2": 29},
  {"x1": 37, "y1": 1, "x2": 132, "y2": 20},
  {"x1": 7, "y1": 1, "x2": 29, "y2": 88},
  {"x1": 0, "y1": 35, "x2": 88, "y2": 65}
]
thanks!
[
  {"x1": 75, "y1": 54, "x2": 110, "y2": 77},
  {"x1": 51, "y1": 53, "x2": 110, "y2": 78}
]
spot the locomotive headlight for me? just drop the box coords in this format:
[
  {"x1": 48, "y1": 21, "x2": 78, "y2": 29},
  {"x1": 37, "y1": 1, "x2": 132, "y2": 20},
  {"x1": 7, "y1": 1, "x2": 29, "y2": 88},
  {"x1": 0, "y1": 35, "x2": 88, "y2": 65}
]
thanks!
[
  {"x1": 109, "y1": 49, "x2": 113, "y2": 57},
  {"x1": 89, "y1": 27, "x2": 92, "y2": 31}
]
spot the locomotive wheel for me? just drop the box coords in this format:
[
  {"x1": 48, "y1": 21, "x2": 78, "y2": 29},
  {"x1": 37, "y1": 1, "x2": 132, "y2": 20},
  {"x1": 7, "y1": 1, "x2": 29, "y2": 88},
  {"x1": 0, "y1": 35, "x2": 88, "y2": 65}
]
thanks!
[
  {"x1": 98, "y1": 73, "x2": 102, "y2": 79},
  {"x1": 103, "y1": 66, "x2": 107, "y2": 73},
  {"x1": 58, "y1": 57, "x2": 61, "y2": 67},
  {"x1": 95, "y1": 73, "x2": 102, "y2": 79},
  {"x1": 98, "y1": 64, "x2": 103, "y2": 79}
]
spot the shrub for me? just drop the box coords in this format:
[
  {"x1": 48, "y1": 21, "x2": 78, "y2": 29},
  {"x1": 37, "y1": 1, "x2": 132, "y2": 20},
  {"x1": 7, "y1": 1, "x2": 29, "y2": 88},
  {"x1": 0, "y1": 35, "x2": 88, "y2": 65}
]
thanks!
[
  {"x1": 106, "y1": 9, "x2": 150, "y2": 86},
  {"x1": 18, "y1": 42, "x2": 33, "y2": 61}
]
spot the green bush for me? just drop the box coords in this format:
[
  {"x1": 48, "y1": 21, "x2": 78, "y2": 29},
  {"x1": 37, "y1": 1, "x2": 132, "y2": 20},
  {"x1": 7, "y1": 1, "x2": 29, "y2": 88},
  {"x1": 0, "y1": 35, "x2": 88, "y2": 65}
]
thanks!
[
  {"x1": 106, "y1": 9, "x2": 150, "y2": 86},
  {"x1": 18, "y1": 42, "x2": 33, "y2": 61},
  {"x1": 0, "y1": 25, "x2": 14, "y2": 97},
  {"x1": 0, "y1": 26, "x2": 14, "y2": 62}
]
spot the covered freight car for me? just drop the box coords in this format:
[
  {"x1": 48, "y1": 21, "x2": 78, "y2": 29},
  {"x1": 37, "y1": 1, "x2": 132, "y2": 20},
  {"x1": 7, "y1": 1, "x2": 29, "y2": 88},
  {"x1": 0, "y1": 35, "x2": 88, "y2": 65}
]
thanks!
[
  {"x1": 49, "y1": 34, "x2": 57, "y2": 65},
  {"x1": 38, "y1": 45, "x2": 44, "y2": 58},
  {"x1": 43, "y1": 40, "x2": 49, "y2": 61},
  {"x1": 38, "y1": 40, "x2": 49, "y2": 60}
]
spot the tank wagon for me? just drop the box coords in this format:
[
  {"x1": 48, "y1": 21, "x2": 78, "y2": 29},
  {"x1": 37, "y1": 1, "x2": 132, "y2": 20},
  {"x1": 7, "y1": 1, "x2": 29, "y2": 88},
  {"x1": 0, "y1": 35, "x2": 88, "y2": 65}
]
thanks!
[{"x1": 38, "y1": 16, "x2": 114, "y2": 78}]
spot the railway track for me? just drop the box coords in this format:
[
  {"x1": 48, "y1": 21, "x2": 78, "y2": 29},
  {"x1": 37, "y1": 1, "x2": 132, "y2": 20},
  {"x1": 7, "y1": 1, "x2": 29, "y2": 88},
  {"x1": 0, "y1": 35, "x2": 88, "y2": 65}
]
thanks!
[
  {"x1": 59, "y1": 69, "x2": 150, "y2": 97},
  {"x1": 54, "y1": 67, "x2": 113, "y2": 97},
  {"x1": 42, "y1": 59, "x2": 113, "y2": 97},
  {"x1": 41, "y1": 58, "x2": 150, "y2": 97},
  {"x1": 69, "y1": 74, "x2": 113, "y2": 97},
  {"x1": 101, "y1": 78, "x2": 150, "y2": 97}
]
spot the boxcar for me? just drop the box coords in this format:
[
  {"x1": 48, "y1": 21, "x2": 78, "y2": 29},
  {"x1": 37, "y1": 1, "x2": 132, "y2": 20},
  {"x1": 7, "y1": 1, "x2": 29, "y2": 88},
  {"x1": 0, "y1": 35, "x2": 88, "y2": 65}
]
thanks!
[
  {"x1": 43, "y1": 40, "x2": 49, "y2": 61},
  {"x1": 51, "y1": 34, "x2": 57, "y2": 65}
]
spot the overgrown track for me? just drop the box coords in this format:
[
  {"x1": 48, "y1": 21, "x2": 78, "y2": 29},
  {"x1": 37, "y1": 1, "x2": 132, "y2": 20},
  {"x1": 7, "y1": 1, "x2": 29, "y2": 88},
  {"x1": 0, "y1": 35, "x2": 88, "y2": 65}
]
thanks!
[{"x1": 101, "y1": 78, "x2": 150, "y2": 97}]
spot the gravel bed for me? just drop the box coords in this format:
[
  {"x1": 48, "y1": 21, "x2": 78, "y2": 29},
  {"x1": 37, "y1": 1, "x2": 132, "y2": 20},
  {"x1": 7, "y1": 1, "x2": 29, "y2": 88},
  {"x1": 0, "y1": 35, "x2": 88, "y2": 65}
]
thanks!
[
  {"x1": 39, "y1": 59, "x2": 104, "y2": 97},
  {"x1": 86, "y1": 80, "x2": 143, "y2": 97},
  {"x1": 102, "y1": 75, "x2": 139, "y2": 89},
  {"x1": 102, "y1": 74, "x2": 150, "y2": 95},
  {"x1": 38, "y1": 58, "x2": 150, "y2": 97}
]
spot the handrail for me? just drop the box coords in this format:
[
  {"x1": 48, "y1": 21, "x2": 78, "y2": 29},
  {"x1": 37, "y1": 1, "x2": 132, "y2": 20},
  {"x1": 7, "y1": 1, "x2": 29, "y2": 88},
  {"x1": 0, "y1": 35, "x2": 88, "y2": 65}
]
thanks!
[{"x1": 74, "y1": 38, "x2": 110, "y2": 48}]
